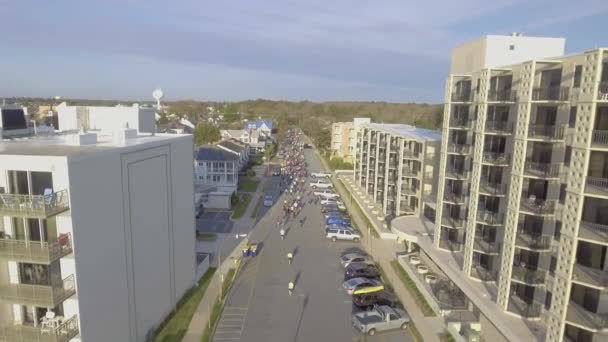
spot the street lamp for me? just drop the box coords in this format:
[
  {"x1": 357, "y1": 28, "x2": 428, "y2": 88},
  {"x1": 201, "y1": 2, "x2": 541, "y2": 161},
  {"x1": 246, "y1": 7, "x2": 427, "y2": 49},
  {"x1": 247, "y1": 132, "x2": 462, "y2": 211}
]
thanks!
[{"x1": 218, "y1": 233, "x2": 248, "y2": 300}]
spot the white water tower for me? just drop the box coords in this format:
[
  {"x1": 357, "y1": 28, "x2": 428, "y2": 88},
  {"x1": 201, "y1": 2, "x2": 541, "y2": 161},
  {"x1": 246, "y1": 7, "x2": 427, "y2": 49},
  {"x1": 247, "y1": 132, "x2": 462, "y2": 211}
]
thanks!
[{"x1": 152, "y1": 88, "x2": 164, "y2": 110}]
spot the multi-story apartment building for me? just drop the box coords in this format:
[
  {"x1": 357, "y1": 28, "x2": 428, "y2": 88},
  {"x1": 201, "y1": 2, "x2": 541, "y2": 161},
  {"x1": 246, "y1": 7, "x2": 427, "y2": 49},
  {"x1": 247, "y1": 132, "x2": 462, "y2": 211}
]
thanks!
[
  {"x1": 194, "y1": 146, "x2": 239, "y2": 209},
  {"x1": 354, "y1": 123, "x2": 440, "y2": 218},
  {"x1": 435, "y1": 35, "x2": 608, "y2": 341},
  {"x1": 331, "y1": 121, "x2": 353, "y2": 160},
  {"x1": 0, "y1": 128, "x2": 196, "y2": 342}
]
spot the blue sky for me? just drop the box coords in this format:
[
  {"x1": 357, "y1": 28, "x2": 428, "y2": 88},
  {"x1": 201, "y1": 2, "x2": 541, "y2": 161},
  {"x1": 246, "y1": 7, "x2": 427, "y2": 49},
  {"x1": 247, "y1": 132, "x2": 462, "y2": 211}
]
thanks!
[{"x1": 1, "y1": 0, "x2": 607, "y2": 103}]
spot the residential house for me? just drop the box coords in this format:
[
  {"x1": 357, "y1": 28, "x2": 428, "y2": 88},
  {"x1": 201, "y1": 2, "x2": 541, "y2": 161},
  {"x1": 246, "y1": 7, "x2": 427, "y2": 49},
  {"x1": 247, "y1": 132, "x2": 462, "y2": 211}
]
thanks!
[
  {"x1": 217, "y1": 139, "x2": 250, "y2": 170},
  {"x1": 194, "y1": 146, "x2": 239, "y2": 209}
]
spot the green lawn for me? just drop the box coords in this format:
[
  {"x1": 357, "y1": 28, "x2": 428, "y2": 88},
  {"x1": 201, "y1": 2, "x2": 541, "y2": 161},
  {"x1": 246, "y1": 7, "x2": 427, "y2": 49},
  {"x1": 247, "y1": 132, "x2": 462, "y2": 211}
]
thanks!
[
  {"x1": 238, "y1": 177, "x2": 260, "y2": 192},
  {"x1": 390, "y1": 260, "x2": 436, "y2": 317},
  {"x1": 153, "y1": 268, "x2": 216, "y2": 342},
  {"x1": 231, "y1": 194, "x2": 251, "y2": 219},
  {"x1": 197, "y1": 233, "x2": 217, "y2": 241},
  {"x1": 201, "y1": 268, "x2": 237, "y2": 342}
]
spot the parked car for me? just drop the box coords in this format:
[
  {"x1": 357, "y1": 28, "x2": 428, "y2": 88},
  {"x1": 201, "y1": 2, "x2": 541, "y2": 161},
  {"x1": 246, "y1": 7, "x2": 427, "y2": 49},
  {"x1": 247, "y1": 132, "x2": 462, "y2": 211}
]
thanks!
[
  {"x1": 321, "y1": 205, "x2": 347, "y2": 213},
  {"x1": 311, "y1": 172, "x2": 332, "y2": 178},
  {"x1": 324, "y1": 211, "x2": 349, "y2": 219},
  {"x1": 352, "y1": 290, "x2": 399, "y2": 310},
  {"x1": 341, "y1": 253, "x2": 375, "y2": 268},
  {"x1": 325, "y1": 224, "x2": 356, "y2": 233},
  {"x1": 320, "y1": 198, "x2": 344, "y2": 207},
  {"x1": 342, "y1": 277, "x2": 383, "y2": 295},
  {"x1": 314, "y1": 189, "x2": 339, "y2": 199},
  {"x1": 326, "y1": 228, "x2": 361, "y2": 242},
  {"x1": 327, "y1": 216, "x2": 351, "y2": 226},
  {"x1": 352, "y1": 305, "x2": 410, "y2": 336},
  {"x1": 310, "y1": 181, "x2": 333, "y2": 189},
  {"x1": 345, "y1": 265, "x2": 381, "y2": 281},
  {"x1": 263, "y1": 195, "x2": 273, "y2": 207}
]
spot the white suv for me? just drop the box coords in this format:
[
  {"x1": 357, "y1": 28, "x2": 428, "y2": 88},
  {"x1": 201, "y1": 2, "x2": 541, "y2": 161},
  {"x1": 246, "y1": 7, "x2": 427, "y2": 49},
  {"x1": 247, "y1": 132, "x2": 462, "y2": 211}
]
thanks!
[
  {"x1": 326, "y1": 228, "x2": 361, "y2": 242},
  {"x1": 310, "y1": 181, "x2": 333, "y2": 189},
  {"x1": 311, "y1": 172, "x2": 332, "y2": 178}
]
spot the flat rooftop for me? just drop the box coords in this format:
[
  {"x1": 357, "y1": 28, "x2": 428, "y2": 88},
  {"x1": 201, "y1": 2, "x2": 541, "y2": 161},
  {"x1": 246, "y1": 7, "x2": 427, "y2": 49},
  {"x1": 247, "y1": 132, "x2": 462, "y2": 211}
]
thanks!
[
  {"x1": 361, "y1": 123, "x2": 441, "y2": 141},
  {"x1": 0, "y1": 131, "x2": 192, "y2": 158}
]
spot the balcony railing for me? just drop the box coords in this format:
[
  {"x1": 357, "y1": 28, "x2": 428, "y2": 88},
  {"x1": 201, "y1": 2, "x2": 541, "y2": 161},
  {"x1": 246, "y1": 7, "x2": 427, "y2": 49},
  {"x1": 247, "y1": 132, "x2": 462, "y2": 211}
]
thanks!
[
  {"x1": 531, "y1": 86, "x2": 570, "y2": 101},
  {"x1": 478, "y1": 181, "x2": 507, "y2": 196},
  {"x1": 403, "y1": 151, "x2": 420, "y2": 159},
  {"x1": 470, "y1": 265, "x2": 498, "y2": 281},
  {"x1": 488, "y1": 89, "x2": 517, "y2": 102},
  {"x1": 444, "y1": 191, "x2": 467, "y2": 204},
  {"x1": 508, "y1": 297, "x2": 543, "y2": 318},
  {"x1": 0, "y1": 233, "x2": 72, "y2": 264},
  {"x1": 591, "y1": 130, "x2": 608, "y2": 146},
  {"x1": 451, "y1": 92, "x2": 472, "y2": 102},
  {"x1": 598, "y1": 81, "x2": 608, "y2": 100},
  {"x1": 476, "y1": 210, "x2": 503, "y2": 225},
  {"x1": 485, "y1": 121, "x2": 513, "y2": 134},
  {"x1": 400, "y1": 205, "x2": 416, "y2": 214},
  {"x1": 0, "y1": 275, "x2": 76, "y2": 307},
  {"x1": 524, "y1": 161, "x2": 562, "y2": 178},
  {"x1": 566, "y1": 301, "x2": 608, "y2": 331},
  {"x1": 0, "y1": 315, "x2": 79, "y2": 342},
  {"x1": 519, "y1": 195, "x2": 559, "y2": 215},
  {"x1": 447, "y1": 144, "x2": 471, "y2": 154},
  {"x1": 449, "y1": 117, "x2": 473, "y2": 129},
  {"x1": 527, "y1": 125, "x2": 565, "y2": 140},
  {"x1": 401, "y1": 187, "x2": 417, "y2": 196},
  {"x1": 515, "y1": 230, "x2": 552, "y2": 250},
  {"x1": 401, "y1": 168, "x2": 418, "y2": 178},
  {"x1": 572, "y1": 264, "x2": 608, "y2": 289},
  {"x1": 0, "y1": 190, "x2": 70, "y2": 218},
  {"x1": 511, "y1": 266, "x2": 546, "y2": 285},
  {"x1": 473, "y1": 238, "x2": 500, "y2": 254},
  {"x1": 482, "y1": 152, "x2": 510, "y2": 165},
  {"x1": 585, "y1": 176, "x2": 608, "y2": 196},
  {"x1": 441, "y1": 215, "x2": 465, "y2": 228},
  {"x1": 445, "y1": 167, "x2": 469, "y2": 179},
  {"x1": 578, "y1": 221, "x2": 608, "y2": 243},
  {"x1": 439, "y1": 239, "x2": 463, "y2": 251}
]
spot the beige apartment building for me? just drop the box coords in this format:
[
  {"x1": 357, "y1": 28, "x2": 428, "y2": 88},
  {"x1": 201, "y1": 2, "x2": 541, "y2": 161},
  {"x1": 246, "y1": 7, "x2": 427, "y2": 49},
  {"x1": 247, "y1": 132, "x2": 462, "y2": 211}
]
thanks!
[
  {"x1": 331, "y1": 121, "x2": 353, "y2": 161},
  {"x1": 434, "y1": 35, "x2": 608, "y2": 342},
  {"x1": 354, "y1": 123, "x2": 440, "y2": 218}
]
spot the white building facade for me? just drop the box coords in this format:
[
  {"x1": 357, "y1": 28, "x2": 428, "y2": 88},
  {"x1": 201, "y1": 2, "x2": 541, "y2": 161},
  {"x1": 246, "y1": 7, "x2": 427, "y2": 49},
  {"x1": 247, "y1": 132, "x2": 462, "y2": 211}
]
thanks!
[
  {"x1": 56, "y1": 102, "x2": 156, "y2": 134},
  {"x1": 0, "y1": 131, "x2": 196, "y2": 342}
]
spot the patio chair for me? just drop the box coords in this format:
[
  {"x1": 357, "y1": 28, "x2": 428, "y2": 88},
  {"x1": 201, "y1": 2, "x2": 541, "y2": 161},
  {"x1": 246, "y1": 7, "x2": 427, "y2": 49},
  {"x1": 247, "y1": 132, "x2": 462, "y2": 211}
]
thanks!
[{"x1": 43, "y1": 188, "x2": 56, "y2": 209}]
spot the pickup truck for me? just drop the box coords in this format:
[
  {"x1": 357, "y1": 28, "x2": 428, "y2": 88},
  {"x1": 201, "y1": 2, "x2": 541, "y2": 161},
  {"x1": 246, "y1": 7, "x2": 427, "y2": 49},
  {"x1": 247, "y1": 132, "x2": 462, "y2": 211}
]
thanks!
[
  {"x1": 310, "y1": 181, "x2": 333, "y2": 189},
  {"x1": 311, "y1": 172, "x2": 331, "y2": 178},
  {"x1": 352, "y1": 305, "x2": 410, "y2": 336}
]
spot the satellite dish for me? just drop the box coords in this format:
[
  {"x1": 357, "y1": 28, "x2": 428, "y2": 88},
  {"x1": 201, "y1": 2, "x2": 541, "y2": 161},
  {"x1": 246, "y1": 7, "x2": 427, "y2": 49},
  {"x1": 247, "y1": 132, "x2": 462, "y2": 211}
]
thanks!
[{"x1": 152, "y1": 88, "x2": 164, "y2": 110}]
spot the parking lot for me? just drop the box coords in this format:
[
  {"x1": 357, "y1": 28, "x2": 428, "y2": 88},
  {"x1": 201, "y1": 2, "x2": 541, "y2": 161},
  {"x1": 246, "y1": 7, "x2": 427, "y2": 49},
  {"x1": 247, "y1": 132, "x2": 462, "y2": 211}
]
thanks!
[
  {"x1": 212, "y1": 147, "x2": 413, "y2": 342},
  {"x1": 197, "y1": 211, "x2": 233, "y2": 234}
]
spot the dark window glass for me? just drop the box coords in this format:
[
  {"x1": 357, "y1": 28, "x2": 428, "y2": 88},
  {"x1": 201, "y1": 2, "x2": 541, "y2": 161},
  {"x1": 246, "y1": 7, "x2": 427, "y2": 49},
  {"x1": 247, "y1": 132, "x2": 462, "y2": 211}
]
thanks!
[{"x1": 573, "y1": 65, "x2": 582, "y2": 88}]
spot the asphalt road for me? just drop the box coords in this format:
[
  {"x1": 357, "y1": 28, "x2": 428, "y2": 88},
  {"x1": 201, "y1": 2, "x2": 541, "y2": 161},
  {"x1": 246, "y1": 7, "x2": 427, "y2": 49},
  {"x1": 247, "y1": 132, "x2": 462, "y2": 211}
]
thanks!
[{"x1": 213, "y1": 148, "x2": 413, "y2": 342}]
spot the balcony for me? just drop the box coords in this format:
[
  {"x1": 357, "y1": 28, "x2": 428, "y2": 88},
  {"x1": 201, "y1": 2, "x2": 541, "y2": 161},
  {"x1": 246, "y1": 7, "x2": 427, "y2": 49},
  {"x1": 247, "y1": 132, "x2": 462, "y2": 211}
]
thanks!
[
  {"x1": 578, "y1": 221, "x2": 608, "y2": 244},
  {"x1": 441, "y1": 215, "x2": 465, "y2": 229},
  {"x1": 515, "y1": 230, "x2": 552, "y2": 250},
  {"x1": 401, "y1": 168, "x2": 418, "y2": 178},
  {"x1": 586, "y1": 177, "x2": 608, "y2": 196},
  {"x1": 445, "y1": 167, "x2": 469, "y2": 180},
  {"x1": 478, "y1": 182, "x2": 507, "y2": 196},
  {"x1": 520, "y1": 196, "x2": 559, "y2": 215},
  {"x1": 527, "y1": 125, "x2": 565, "y2": 140},
  {"x1": 511, "y1": 266, "x2": 546, "y2": 285},
  {"x1": 470, "y1": 265, "x2": 498, "y2": 281},
  {"x1": 485, "y1": 121, "x2": 513, "y2": 134},
  {"x1": 531, "y1": 86, "x2": 570, "y2": 102},
  {"x1": 476, "y1": 210, "x2": 503, "y2": 225},
  {"x1": 439, "y1": 239, "x2": 462, "y2": 251},
  {"x1": 592, "y1": 130, "x2": 608, "y2": 146},
  {"x1": 473, "y1": 238, "x2": 501, "y2": 254},
  {"x1": 507, "y1": 297, "x2": 543, "y2": 318},
  {"x1": 449, "y1": 117, "x2": 473, "y2": 129},
  {"x1": 403, "y1": 151, "x2": 420, "y2": 160},
  {"x1": 572, "y1": 264, "x2": 608, "y2": 290},
  {"x1": 400, "y1": 205, "x2": 416, "y2": 214},
  {"x1": 482, "y1": 152, "x2": 510, "y2": 165},
  {"x1": 566, "y1": 301, "x2": 608, "y2": 332},
  {"x1": 0, "y1": 190, "x2": 69, "y2": 218},
  {"x1": 0, "y1": 315, "x2": 79, "y2": 342},
  {"x1": 597, "y1": 81, "x2": 608, "y2": 101},
  {"x1": 524, "y1": 161, "x2": 562, "y2": 178},
  {"x1": 0, "y1": 233, "x2": 72, "y2": 264},
  {"x1": 444, "y1": 191, "x2": 467, "y2": 204},
  {"x1": 447, "y1": 144, "x2": 471, "y2": 155},
  {"x1": 488, "y1": 89, "x2": 517, "y2": 102},
  {"x1": 451, "y1": 92, "x2": 472, "y2": 103},
  {"x1": 401, "y1": 187, "x2": 417, "y2": 196},
  {"x1": 0, "y1": 275, "x2": 76, "y2": 307}
]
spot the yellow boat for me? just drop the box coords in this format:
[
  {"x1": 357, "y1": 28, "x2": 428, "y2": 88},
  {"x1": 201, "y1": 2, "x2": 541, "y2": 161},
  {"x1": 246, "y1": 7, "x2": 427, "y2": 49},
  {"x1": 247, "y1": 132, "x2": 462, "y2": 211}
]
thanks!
[{"x1": 352, "y1": 285, "x2": 384, "y2": 295}]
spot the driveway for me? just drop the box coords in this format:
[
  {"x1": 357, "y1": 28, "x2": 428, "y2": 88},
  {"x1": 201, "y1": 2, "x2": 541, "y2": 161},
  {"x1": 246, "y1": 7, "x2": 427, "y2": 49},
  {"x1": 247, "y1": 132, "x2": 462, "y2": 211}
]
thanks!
[{"x1": 197, "y1": 211, "x2": 234, "y2": 234}]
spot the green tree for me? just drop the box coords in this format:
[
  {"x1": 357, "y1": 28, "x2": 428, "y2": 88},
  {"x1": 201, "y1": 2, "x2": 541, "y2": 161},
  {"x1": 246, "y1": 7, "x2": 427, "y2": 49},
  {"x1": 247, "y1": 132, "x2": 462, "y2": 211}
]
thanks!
[{"x1": 194, "y1": 122, "x2": 221, "y2": 146}]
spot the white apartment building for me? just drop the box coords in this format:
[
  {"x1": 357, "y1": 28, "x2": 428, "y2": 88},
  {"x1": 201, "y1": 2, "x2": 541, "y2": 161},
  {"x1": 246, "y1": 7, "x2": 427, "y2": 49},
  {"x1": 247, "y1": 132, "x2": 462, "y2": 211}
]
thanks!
[
  {"x1": 56, "y1": 102, "x2": 156, "y2": 134},
  {"x1": 354, "y1": 123, "x2": 440, "y2": 218},
  {"x1": 432, "y1": 35, "x2": 608, "y2": 341},
  {"x1": 0, "y1": 129, "x2": 196, "y2": 342},
  {"x1": 194, "y1": 146, "x2": 239, "y2": 209}
]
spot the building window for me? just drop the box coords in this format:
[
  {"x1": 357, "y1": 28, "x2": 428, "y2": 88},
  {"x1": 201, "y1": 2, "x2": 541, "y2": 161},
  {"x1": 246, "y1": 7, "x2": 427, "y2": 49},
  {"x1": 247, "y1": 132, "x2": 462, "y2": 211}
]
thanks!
[
  {"x1": 509, "y1": 44, "x2": 515, "y2": 50},
  {"x1": 227, "y1": 174, "x2": 234, "y2": 183},
  {"x1": 569, "y1": 106, "x2": 577, "y2": 128},
  {"x1": 213, "y1": 175, "x2": 221, "y2": 183},
  {"x1": 226, "y1": 162, "x2": 233, "y2": 171},
  {"x1": 573, "y1": 65, "x2": 582, "y2": 88}
]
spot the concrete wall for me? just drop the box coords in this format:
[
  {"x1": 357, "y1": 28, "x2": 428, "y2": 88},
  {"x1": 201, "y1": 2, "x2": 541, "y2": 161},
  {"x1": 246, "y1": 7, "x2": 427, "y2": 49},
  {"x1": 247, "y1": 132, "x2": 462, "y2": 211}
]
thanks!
[{"x1": 57, "y1": 105, "x2": 156, "y2": 134}]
